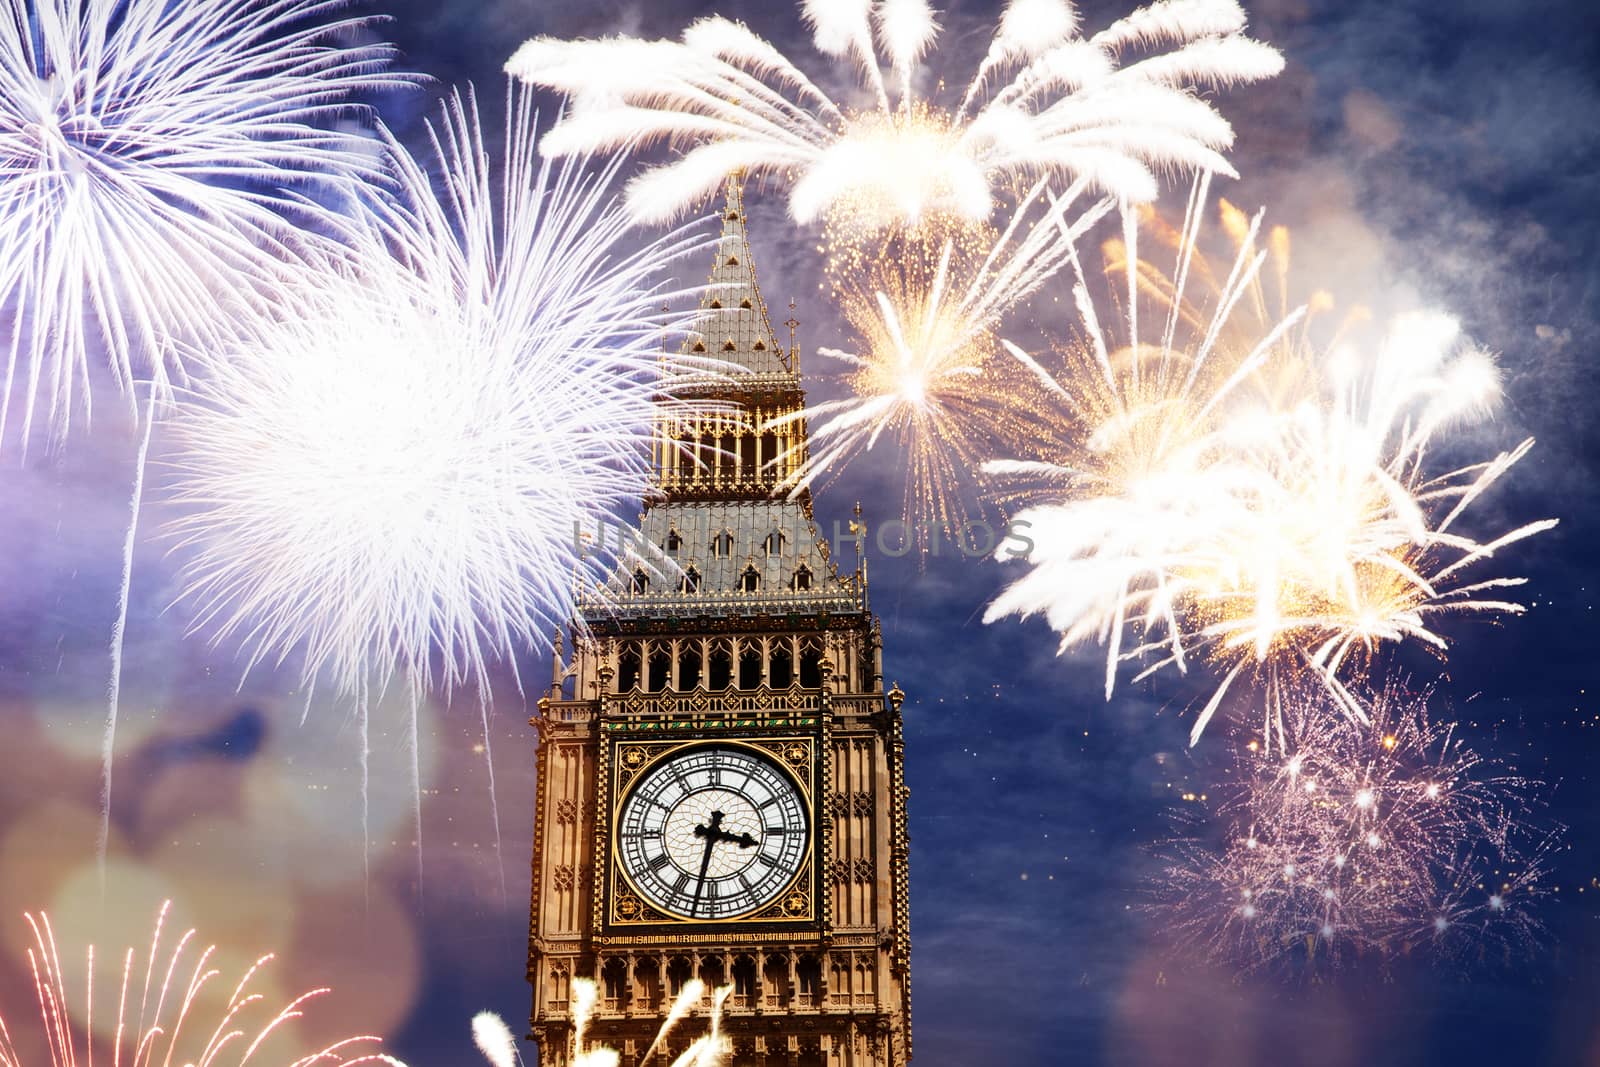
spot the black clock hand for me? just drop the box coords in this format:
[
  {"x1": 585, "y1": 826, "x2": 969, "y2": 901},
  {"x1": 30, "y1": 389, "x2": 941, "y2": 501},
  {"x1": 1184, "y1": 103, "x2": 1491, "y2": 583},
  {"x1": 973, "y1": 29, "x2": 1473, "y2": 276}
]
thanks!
[
  {"x1": 690, "y1": 810, "x2": 726, "y2": 916},
  {"x1": 703, "y1": 819, "x2": 758, "y2": 851}
]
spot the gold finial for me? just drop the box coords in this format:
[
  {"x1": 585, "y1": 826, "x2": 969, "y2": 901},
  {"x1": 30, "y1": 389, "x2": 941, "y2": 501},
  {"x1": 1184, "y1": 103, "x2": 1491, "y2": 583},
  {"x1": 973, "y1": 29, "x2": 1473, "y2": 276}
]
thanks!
[{"x1": 887, "y1": 682, "x2": 905, "y2": 712}]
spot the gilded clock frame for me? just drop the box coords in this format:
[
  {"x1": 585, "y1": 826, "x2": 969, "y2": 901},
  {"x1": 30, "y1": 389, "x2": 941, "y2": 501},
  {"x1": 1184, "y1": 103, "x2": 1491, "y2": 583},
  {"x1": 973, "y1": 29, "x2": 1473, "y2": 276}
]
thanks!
[{"x1": 599, "y1": 735, "x2": 818, "y2": 930}]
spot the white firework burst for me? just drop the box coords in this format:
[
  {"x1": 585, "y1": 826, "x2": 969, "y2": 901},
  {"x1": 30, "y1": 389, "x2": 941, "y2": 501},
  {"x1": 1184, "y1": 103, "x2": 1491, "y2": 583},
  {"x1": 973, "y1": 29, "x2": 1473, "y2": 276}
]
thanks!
[
  {"x1": 163, "y1": 85, "x2": 711, "y2": 700},
  {"x1": 983, "y1": 187, "x2": 1555, "y2": 747},
  {"x1": 0, "y1": 0, "x2": 408, "y2": 445},
  {"x1": 506, "y1": 0, "x2": 1282, "y2": 229}
]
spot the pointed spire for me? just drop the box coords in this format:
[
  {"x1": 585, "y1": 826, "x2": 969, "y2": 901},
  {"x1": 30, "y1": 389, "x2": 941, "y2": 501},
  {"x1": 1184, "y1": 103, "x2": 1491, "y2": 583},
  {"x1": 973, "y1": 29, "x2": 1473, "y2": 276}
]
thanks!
[{"x1": 682, "y1": 175, "x2": 790, "y2": 379}]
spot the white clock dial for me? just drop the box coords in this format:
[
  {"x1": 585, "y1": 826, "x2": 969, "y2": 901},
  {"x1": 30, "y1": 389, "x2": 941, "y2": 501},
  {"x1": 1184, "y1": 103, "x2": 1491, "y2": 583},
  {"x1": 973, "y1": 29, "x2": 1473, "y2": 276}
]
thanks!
[{"x1": 616, "y1": 744, "x2": 809, "y2": 920}]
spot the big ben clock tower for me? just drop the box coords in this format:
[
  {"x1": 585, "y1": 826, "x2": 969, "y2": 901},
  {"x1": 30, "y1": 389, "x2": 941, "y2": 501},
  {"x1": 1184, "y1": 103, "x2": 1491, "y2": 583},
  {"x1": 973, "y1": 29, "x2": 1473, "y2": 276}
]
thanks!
[{"x1": 527, "y1": 178, "x2": 911, "y2": 1067}]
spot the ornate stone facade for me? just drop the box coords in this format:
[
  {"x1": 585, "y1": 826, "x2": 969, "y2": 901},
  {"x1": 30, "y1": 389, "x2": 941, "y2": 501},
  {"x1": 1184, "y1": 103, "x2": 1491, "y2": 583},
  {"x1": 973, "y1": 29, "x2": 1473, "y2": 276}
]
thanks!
[{"x1": 527, "y1": 178, "x2": 911, "y2": 1066}]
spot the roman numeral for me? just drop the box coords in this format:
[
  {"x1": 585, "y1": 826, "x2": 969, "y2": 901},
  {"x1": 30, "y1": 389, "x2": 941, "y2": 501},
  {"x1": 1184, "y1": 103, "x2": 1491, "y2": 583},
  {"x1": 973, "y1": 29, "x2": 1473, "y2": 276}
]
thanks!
[
  {"x1": 648, "y1": 853, "x2": 671, "y2": 871},
  {"x1": 674, "y1": 872, "x2": 691, "y2": 894},
  {"x1": 756, "y1": 853, "x2": 777, "y2": 868}
]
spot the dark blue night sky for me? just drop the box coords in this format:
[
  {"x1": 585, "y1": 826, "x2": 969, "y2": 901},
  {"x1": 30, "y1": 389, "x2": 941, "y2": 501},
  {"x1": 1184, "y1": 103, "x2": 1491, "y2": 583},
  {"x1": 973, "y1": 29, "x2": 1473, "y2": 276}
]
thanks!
[{"x1": 1, "y1": 2, "x2": 1596, "y2": 1066}]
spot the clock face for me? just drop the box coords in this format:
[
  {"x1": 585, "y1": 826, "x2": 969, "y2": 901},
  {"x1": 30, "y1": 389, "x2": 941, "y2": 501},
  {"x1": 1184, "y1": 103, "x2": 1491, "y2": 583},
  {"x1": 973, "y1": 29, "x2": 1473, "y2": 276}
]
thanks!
[{"x1": 616, "y1": 744, "x2": 810, "y2": 921}]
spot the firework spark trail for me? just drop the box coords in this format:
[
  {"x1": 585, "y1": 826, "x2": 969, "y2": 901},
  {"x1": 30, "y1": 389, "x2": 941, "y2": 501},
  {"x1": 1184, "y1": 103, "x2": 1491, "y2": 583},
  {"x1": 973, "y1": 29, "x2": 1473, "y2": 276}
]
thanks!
[
  {"x1": 1152, "y1": 684, "x2": 1559, "y2": 970},
  {"x1": 0, "y1": 0, "x2": 409, "y2": 447},
  {"x1": 0, "y1": 902, "x2": 399, "y2": 1067},
  {"x1": 983, "y1": 188, "x2": 1555, "y2": 746},
  {"x1": 769, "y1": 178, "x2": 1114, "y2": 531},
  {"x1": 97, "y1": 388, "x2": 155, "y2": 889},
  {"x1": 469, "y1": 978, "x2": 728, "y2": 1067},
  {"x1": 162, "y1": 84, "x2": 716, "y2": 885},
  {"x1": 507, "y1": 0, "x2": 1282, "y2": 231},
  {"x1": 474, "y1": 693, "x2": 509, "y2": 901}
]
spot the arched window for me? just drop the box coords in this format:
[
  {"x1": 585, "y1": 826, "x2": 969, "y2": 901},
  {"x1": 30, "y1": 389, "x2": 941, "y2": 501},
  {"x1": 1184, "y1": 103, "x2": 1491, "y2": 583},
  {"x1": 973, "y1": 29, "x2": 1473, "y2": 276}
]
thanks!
[
  {"x1": 630, "y1": 568, "x2": 649, "y2": 595},
  {"x1": 677, "y1": 643, "x2": 702, "y2": 689},
  {"x1": 711, "y1": 531, "x2": 734, "y2": 557},
  {"x1": 667, "y1": 957, "x2": 693, "y2": 997},
  {"x1": 796, "y1": 956, "x2": 821, "y2": 1004},
  {"x1": 617, "y1": 643, "x2": 641, "y2": 692},
  {"x1": 708, "y1": 299, "x2": 723, "y2": 309},
  {"x1": 763, "y1": 955, "x2": 790, "y2": 1008},
  {"x1": 699, "y1": 957, "x2": 725, "y2": 993},
  {"x1": 791, "y1": 565, "x2": 813, "y2": 592},
  {"x1": 722, "y1": 339, "x2": 737, "y2": 351},
  {"x1": 679, "y1": 566, "x2": 700, "y2": 594},
  {"x1": 739, "y1": 644, "x2": 763, "y2": 690},
  {"x1": 726, "y1": 255, "x2": 740, "y2": 266},
  {"x1": 799, "y1": 638, "x2": 824, "y2": 689},
  {"x1": 764, "y1": 530, "x2": 786, "y2": 556},
  {"x1": 647, "y1": 645, "x2": 671, "y2": 693},
  {"x1": 740, "y1": 298, "x2": 753, "y2": 309},
  {"x1": 740, "y1": 565, "x2": 761, "y2": 593},
  {"x1": 732, "y1": 956, "x2": 757, "y2": 1004},
  {"x1": 768, "y1": 642, "x2": 793, "y2": 689},
  {"x1": 665, "y1": 529, "x2": 681, "y2": 554},
  {"x1": 753, "y1": 340, "x2": 766, "y2": 351},
  {"x1": 854, "y1": 961, "x2": 873, "y2": 1003},
  {"x1": 634, "y1": 958, "x2": 663, "y2": 1012},
  {"x1": 602, "y1": 958, "x2": 627, "y2": 1010},
  {"x1": 708, "y1": 639, "x2": 732, "y2": 690},
  {"x1": 692, "y1": 340, "x2": 706, "y2": 353}
]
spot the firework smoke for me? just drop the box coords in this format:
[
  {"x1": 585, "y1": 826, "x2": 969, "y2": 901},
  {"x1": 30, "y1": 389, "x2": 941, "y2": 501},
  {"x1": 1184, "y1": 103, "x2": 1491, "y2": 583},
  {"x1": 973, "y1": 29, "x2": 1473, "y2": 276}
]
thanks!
[
  {"x1": 507, "y1": 0, "x2": 1281, "y2": 231},
  {"x1": 0, "y1": 900, "x2": 398, "y2": 1067},
  {"x1": 1153, "y1": 683, "x2": 1559, "y2": 970},
  {"x1": 0, "y1": 0, "x2": 408, "y2": 446}
]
